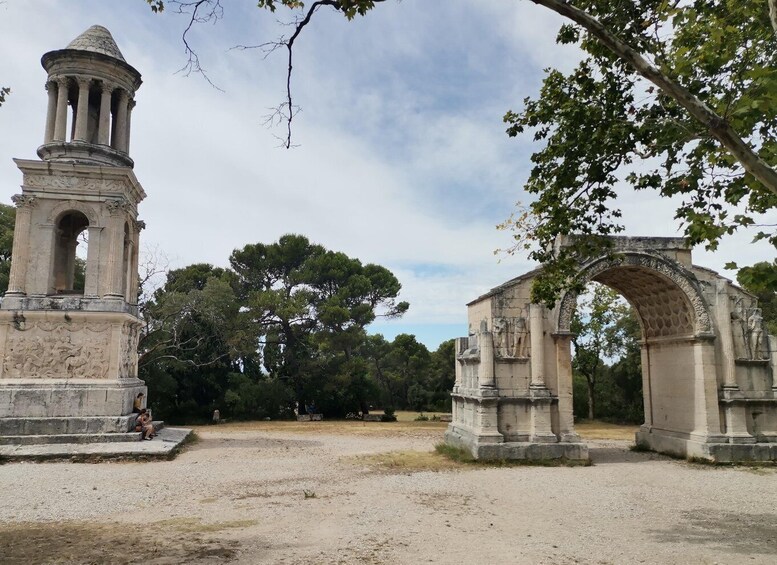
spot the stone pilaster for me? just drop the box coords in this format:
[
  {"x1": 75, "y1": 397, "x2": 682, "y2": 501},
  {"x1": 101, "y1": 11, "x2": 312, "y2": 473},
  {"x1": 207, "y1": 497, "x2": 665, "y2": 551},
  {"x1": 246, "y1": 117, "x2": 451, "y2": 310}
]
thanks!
[
  {"x1": 554, "y1": 332, "x2": 579, "y2": 442},
  {"x1": 640, "y1": 343, "x2": 653, "y2": 430},
  {"x1": 104, "y1": 199, "x2": 128, "y2": 299},
  {"x1": 715, "y1": 280, "x2": 738, "y2": 389},
  {"x1": 5, "y1": 195, "x2": 37, "y2": 296},
  {"x1": 690, "y1": 337, "x2": 727, "y2": 444}
]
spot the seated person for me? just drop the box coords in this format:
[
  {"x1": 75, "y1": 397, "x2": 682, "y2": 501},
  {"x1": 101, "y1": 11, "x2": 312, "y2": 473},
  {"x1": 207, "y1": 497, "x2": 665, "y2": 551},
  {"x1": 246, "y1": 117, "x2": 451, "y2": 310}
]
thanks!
[
  {"x1": 135, "y1": 409, "x2": 155, "y2": 440},
  {"x1": 132, "y1": 392, "x2": 145, "y2": 414}
]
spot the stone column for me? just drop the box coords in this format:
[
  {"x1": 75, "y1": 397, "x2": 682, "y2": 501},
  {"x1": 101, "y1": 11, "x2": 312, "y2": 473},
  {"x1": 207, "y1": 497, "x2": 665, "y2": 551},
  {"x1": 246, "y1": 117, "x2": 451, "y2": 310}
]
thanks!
[
  {"x1": 98, "y1": 82, "x2": 113, "y2": 146},
  {"x1": 5, "y1": 195, "x2": 36, "y2": 296},
  {"x1": 554, "y1": 332, "x2": 579, "y2": 442},
  {"x1": 125, "y1": 99, "x2": 135, "y2": 154},
  {"x1": 112, "y1": 90, "x2": 129, "y2": 152},
  {"x1": 529, "y1": 303, "x2": 546, "y2": 388},
  {"x1": 73, "y1": 77, "x2": 91, "y2": 141},
  {"x1": 44, "y1": 81, "x2": 58, "y2": 143},
  {"x1": 53, "y1": 77, "x2": 69, "y2": 141},
  {"x1": 83, "y1": 225, "x2": 102, "y2": 298}
]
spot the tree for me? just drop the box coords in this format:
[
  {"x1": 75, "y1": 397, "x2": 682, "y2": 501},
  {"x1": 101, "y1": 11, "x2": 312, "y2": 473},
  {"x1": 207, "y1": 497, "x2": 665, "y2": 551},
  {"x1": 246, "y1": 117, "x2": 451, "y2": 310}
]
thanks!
[
  {"x1": 230, "y1": 233, "x2": 408, "y2": 415},
  {"x1": 0, "y1": 204, "x2": 15, "y2": 294},
  {"x1": 596, "y1": 308, "x2": 643, "y2": 424},
  {"x1": 502, "y1": 1, "x2": 777, "y2": 304},
  {"x1": 139, "y1": 263, "x2": 257, "y2": 421},
  {"x1": 571, "y1": 283, "x2": 631, "y2": 420},
  {"x1": 0, "y1": 87, "x2": 9, "y2": 108},
  {"x1": 148, "y1": 0, "x2": 777, "y2": 301},
  {"x1": 737, "y1": 260, "x2": 777, "y2": 335}
]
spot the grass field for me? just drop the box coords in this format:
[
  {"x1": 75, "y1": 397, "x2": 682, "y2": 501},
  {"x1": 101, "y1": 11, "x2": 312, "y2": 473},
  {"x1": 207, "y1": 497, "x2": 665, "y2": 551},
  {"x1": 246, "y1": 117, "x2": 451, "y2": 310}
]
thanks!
[{"x1": 194, "y1": 413, "x2": 639, "y2": 442}]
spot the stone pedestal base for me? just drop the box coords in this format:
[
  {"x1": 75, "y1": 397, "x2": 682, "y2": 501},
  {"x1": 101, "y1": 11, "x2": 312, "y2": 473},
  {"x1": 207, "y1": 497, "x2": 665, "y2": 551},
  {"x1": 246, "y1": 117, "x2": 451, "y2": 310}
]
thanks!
[
  {"x1": 445, "y1": 424, "x2": 589, "y2": 462},
  {"x1": 0, "y1": 379, "x2": 146, "y2": 444},
  {"x1": 636, "y1": 427, "x2": 777, "y2": 462}
]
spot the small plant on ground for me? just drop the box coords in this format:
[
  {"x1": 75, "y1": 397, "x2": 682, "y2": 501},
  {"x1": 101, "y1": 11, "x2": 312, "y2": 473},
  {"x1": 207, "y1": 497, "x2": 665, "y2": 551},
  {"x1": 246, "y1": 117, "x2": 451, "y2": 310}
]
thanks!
[
  {"x1": 434, "y1": 443, "x2": 476, "y2": 463},
  {"x1": 303, "y1": 490, "x2": 316, "y2": 499},
  {"x1": 630, "y1": 441, "x2": 652, "y2": 453},
  {"x1": 415, "y1": 413, "x2": 429, "y2": 421}
]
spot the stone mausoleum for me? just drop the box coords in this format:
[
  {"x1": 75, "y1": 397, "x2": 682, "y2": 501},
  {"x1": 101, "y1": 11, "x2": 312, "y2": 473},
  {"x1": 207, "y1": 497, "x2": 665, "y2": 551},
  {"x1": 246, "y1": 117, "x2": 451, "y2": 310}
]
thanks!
[
  {"x1": 445, "y1": 237, "x2": 777, "y2": 462},
  {"x1": 0, "y1": 26, "x2": 147, "y2": 444}
]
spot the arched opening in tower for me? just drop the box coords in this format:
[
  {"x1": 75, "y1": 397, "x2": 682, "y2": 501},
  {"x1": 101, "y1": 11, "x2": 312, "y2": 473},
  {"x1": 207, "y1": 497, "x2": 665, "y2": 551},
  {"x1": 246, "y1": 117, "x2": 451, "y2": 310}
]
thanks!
[{"x1": 53, "y1": 211, "x2": 89, "y2": 294}]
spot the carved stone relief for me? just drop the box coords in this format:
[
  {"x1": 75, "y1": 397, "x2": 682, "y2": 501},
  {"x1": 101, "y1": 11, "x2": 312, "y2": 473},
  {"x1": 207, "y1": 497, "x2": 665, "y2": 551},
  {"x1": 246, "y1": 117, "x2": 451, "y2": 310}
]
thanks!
[
  {"x1": 492, "y1": 316, "x2": 530, "y2": 358},
  {"x1": 119, "y1": 323, "x2": 140, "y2": 378},
  {"x1": 557, "y1": 253, "x2": 712, "y2": 337},
  {"x1": 24, "y1": 174, "x2": 125, "y2": 193},
  {"x1": 2, "y1": 320, "x2": 111, "y2": 379}
]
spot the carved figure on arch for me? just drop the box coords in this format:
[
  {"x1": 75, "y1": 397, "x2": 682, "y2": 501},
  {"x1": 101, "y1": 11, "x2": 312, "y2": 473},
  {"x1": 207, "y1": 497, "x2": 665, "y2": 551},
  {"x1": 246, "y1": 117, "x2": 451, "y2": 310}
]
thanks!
[
  {"x1": 512, "y1": 316, "x2": 529, "y2": 358},
  {"x1": 493, "y1": 317, "x2": 508, "y2": 357},
  {"x1": 747, "y1": 308, "x2": 765, "y2": 360}
]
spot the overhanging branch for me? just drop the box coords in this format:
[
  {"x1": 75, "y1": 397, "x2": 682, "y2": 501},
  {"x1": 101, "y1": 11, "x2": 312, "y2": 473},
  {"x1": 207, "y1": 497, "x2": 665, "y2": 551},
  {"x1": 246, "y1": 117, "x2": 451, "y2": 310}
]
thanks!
[{"x1": 531, "y1": 0, "x2": 777, "y2": 197}]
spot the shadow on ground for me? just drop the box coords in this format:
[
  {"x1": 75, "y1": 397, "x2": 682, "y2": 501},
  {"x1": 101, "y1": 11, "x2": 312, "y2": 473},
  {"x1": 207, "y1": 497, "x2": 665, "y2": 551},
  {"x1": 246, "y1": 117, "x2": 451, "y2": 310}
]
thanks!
[
  {"x1": 0, "y1": 518, "x2": 253, "y2": 564},
  {"x1": 587, "y1": 441, "x2": 670, "y2": 465},
  {"x1": 649, "y1": 510, "x2": 777, "y2": 555}
]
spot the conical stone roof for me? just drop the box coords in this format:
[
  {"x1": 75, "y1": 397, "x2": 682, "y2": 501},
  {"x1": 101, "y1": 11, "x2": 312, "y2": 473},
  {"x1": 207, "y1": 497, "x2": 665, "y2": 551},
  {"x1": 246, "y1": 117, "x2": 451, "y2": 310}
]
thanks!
[{"x1": 66, "y1": 25, "x2": 126, "y2": 62}]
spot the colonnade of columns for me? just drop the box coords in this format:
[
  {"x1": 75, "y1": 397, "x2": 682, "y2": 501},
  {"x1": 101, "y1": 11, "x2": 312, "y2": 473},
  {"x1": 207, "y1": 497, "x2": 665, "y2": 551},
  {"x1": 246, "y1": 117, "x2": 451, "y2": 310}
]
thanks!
[{"x1": 43, "y1": 76, "x2": 133, "y2": 153}]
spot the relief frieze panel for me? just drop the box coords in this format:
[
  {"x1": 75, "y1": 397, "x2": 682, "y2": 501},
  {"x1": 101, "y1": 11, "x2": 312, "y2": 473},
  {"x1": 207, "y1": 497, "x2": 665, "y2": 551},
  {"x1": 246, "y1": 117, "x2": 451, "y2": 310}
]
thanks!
[
  {"x1": 119, "y1": 323, "x2": 140, "y2": 378},
  {"x1": 23, "y1": 173, "x2": 126, "y2": 193},
  {"x1": 2, "y1": 320, "x2": 112, "y2": 379},
  {"x1": 493, "y1": 316, "x2": 530, "y2": 359}
]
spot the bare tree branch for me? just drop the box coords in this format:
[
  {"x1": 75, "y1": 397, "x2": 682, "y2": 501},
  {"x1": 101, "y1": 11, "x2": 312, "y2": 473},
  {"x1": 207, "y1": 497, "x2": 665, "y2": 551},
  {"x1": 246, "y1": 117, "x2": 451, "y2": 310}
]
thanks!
[{"x1": 168, "y1": 0, "x2": 225, "y2": 90}]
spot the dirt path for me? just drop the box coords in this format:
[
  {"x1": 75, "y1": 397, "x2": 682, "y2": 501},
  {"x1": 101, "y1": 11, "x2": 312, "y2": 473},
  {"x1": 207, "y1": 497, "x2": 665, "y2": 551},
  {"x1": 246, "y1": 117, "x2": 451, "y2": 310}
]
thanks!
[{"x1": 1, "y1": 422, "x2": 775, "y2": 564}]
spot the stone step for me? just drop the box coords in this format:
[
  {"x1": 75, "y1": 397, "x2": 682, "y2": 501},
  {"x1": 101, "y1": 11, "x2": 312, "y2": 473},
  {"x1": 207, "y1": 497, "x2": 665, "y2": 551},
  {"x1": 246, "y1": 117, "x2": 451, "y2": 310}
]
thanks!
[
  {"x1": 0, "y1": 431, "x2": 142, "y2": 445},
  {"x1": 0, "y1": 415, "x2": 137, "y2": 436}
]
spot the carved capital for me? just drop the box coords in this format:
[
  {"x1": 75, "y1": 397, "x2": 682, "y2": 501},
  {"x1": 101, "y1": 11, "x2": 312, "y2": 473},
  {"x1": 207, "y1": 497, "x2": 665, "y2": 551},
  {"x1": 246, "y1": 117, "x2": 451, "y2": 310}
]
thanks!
[
  {"x1": 105, "y1": 198, "x2": 129, "y2": 215},
  {"x1": 11, "y1": 194, "x2": 37, "y2": 209}
]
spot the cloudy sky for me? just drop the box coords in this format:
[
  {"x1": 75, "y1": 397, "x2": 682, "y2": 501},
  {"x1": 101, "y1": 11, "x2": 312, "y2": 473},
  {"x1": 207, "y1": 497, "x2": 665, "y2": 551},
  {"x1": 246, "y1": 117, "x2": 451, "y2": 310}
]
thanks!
[{"x1": 0, "y1": 1, "x2": 774, "y2": 349}]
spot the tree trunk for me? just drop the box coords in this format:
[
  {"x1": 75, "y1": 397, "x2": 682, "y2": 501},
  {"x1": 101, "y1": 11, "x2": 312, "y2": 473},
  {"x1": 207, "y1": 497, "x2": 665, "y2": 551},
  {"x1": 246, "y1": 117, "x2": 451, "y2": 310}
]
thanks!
[{"x1": 586, "y1": 375, "x2": 596, "y2": 420}]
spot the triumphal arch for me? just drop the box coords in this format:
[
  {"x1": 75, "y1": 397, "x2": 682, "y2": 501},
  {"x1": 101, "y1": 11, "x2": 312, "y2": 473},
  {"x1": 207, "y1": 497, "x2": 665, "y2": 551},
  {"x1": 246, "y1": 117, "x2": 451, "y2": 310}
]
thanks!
[
  {"x1": 0, "y1": 26, "x2": 146, "y2": 443},
  {"x1": 445, "y1": 237, "x2": 777, "y2": 462}
]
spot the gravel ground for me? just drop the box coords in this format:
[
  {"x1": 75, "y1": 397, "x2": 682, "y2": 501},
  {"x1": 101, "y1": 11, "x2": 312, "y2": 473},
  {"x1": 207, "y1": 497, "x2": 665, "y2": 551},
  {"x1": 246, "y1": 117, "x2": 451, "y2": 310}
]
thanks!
[{"x1": 1, "y1": 424, "x2": 776, "y2": 564}]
